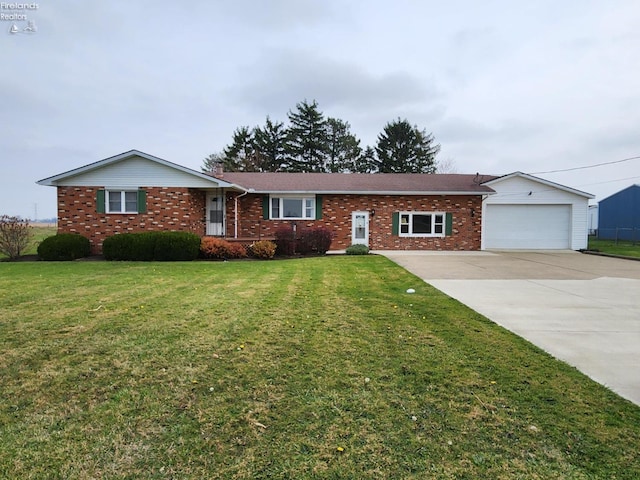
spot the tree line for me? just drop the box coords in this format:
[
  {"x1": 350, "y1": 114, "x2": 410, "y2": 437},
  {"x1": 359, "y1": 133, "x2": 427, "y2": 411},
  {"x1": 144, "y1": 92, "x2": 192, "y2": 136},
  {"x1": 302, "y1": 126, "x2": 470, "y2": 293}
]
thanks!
[{"x1": 202, "y1": 100, "x2": 442, "y2": 174}]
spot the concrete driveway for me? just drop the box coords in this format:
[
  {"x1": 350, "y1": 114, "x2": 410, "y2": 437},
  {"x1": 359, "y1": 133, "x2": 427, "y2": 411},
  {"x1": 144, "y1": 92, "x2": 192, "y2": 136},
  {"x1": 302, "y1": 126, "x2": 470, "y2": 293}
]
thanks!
[{"x1": 379, "y1": 250, "x2": 640, "y2": 406}]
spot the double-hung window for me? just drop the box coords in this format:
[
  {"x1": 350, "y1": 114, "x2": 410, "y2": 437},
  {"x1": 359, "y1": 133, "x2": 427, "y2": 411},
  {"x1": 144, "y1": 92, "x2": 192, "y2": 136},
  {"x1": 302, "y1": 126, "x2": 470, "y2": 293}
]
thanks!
[
  {"x1": 399, "y1": 212, "x2": 445, "y2": 237},
  {"x1": 270, "y1": 196, "x2": 315, "y2": 219},
  {"x1": 107, "y1": 190, "x2": 139, "y2": 214},
  {"x1": 96, "y1": 189, "x2": 146, "y2": 214}
]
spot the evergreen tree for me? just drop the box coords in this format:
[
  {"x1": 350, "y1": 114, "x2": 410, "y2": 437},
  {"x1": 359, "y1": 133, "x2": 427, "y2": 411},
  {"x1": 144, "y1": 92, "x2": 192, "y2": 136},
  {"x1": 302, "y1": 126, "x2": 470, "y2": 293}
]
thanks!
[
  {"x1": 286, "y1": 100, "x2": 329, "y2": 172},
  {"x1": 375, "y1": 118, "x2": 440, "y2": 173},
  {"x1": 222, "y1": 126, "x2": 259, "y2": 171},
  {"x1": 353, "y1": 146, "x2": 379, "y2": 173},
  {"x1": 253, "y1": 117, "x2": 287, "y2": 172},
  {"x1": 326, "y1": 117, "x2": 363, "y2": 173}
]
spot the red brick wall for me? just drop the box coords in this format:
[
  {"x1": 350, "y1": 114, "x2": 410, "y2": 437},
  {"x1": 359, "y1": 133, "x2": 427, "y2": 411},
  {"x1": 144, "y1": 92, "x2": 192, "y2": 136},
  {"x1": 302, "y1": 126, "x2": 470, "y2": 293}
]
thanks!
[
  {"x1": 226, "y1": 193, "x2": 483, "y2": 251},
  {"x1": 57, "y1": 187, "x2": 206, "y2": 254},
  {"x1": 57, "y1": 187, "x2": 482, "y2": 253}
]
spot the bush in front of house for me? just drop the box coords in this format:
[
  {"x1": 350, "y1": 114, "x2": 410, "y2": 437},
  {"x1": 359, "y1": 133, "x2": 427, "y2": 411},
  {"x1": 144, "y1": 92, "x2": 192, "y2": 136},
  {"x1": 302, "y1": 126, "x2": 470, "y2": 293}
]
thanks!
[
  {"x1": 275, "y1": 225, "x2": 334, "y2": 256},
  {"x1": 37, "y1": 233, "x2": 91, "y2": 261},
  {"x1": 274, "y1": 225, "x2": 296, "y2": 256},
  {"x1": 200, "y1": 237, "x2": 248, "y2": 260},
  {"x1": 248, "y1": 240, "x2": 277, "y2": 259},
  {"x1": 345, "y1": 244, "x2": 369, "y2": 255},
  {"x1": 103, "y1": 232, "x2": 155, "y2": 261},
  {"x1": 298, "y1": 226, "x2": 333, "y2": 255},
  {"x1": 153, "y1": 232, "x2": 201, "y2": 261},
  {"x1": 103, "y1": 232, "x2": 200, "y2": 261}
]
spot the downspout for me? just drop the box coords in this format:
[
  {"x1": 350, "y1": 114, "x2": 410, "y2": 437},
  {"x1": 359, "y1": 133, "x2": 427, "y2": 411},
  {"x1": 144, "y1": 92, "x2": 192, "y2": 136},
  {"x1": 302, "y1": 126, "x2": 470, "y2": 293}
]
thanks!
[{"x1": 233, "y1": 188, "x2": 252, "y2": 239}]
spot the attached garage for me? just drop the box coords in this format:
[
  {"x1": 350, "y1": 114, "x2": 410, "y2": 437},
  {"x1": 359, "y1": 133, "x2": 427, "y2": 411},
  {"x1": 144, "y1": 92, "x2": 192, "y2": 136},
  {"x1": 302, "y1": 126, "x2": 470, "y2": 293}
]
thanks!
[
  {"x1": 484, "y1": 204, "x2": 571, "y2": 249},
  {"x1": 482, "y1": 172, "x2": 594, "y2": 250}
]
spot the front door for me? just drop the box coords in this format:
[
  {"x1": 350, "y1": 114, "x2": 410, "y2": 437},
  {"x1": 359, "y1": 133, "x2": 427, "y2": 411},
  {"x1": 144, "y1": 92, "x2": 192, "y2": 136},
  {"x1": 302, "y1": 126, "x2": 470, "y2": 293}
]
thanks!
[
  {"x1": 351, "y1": 211, "x2": 369, "y2": 246},
  {"x1": 206, "y1": 193, "x2": 225, "y2": 236}
]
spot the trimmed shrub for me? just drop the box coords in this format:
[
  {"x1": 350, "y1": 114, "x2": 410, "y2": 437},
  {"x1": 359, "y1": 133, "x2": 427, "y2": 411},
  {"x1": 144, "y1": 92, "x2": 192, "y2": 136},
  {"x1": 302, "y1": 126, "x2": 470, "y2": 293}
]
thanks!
[
  {"x1": 248, "y1": 240, "x2": 277, "y2": 259},
  {"x1": 154, "y1": 232, "x2": 201, "y2": 261},
  {"x1": 103, "y1": 232, "x2": 155, "y2": 261},
  {"x1": 274, "y1": 225, "x2": 296, "y2": 256},
  {"x1": 200, "y1": 237, "x2": 247, "y2": 260},
  {"x1": 346, "y1": 244, "x2": 369, "y2": 255},
  {"x1": 37, "y1": 233, "x2": 91, "y2": 261},
  {"x1": 228, "y1": 243, "x2": 248, "y2": 259},
  {"x1": 103, "y1": 232, "x2": 200, "y2": 261}
]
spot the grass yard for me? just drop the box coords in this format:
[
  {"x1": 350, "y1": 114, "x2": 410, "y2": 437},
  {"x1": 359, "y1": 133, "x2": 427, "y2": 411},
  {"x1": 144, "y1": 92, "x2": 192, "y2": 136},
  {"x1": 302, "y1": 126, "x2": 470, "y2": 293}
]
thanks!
[
  {"x1": 588, "y1": 236, "x2": 640, "y2": 259},
  {"x1": 1, "y1": 257, "x2": 639, "y2": 479},
  {"x1": 0, "y1": 224, "x2": 57, "y2": 260}
]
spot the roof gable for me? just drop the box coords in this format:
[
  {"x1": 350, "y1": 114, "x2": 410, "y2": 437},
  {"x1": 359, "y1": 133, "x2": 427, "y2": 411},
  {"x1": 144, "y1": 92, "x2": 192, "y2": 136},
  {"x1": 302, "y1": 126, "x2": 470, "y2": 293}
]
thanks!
[
  {"x1": 37, "y1": 150, "x2": 240, "y2": 189},
  {"x1": 217, "y1": 172, "x2": 496, "y2": 195},
  {"x1": 483, "y1": 172, "x2": 594, "y2": 199},
  {"x1": 599, "y1": 184, "x2": 640, "y2": 204}
]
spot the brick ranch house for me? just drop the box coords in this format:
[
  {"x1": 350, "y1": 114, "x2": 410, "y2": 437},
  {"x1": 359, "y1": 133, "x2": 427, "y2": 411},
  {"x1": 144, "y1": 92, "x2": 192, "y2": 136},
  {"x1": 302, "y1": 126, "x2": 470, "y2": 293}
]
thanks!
[{"x1": 37, "y1": 150, "x2": 500, "y2": 254}]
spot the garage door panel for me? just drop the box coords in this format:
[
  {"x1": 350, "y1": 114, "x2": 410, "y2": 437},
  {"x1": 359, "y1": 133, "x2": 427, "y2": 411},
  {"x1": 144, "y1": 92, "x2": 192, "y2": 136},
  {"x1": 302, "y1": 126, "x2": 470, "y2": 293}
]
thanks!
[{"x1": 485, "y1": 204, "x2": 570, "y2": 249}]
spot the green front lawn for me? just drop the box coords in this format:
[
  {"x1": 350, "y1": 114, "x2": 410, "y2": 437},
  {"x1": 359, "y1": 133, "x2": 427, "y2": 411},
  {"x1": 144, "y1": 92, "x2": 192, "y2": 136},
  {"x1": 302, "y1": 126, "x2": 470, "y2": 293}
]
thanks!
[
  {"x1": 1, "y1": 258, "x2": 638, "y2": 479},
  {"x1": 588, "y1": 236, "x2": 640, "y2": 258}
]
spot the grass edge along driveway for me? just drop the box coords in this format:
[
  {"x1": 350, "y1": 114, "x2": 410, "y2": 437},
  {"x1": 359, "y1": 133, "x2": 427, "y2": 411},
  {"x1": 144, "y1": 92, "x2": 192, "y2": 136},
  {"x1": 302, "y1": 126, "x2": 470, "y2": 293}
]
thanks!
[{"x1": 1, "y1": 257, "x2": 639, "y2": 479}]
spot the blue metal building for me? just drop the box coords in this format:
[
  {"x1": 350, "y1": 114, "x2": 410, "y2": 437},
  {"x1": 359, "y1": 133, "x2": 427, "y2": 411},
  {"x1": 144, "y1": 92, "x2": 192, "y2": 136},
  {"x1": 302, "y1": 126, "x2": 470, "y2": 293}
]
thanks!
[{"x1": 598, "y1": 184, "x2": 640, "y2": 241}]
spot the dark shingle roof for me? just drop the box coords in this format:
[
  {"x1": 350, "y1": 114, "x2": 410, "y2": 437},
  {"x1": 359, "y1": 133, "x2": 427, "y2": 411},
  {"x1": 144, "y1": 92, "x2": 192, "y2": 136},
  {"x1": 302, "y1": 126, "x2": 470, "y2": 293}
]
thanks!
[{"x1": 218, "y1": 172, "x2": 497, "y2": 195}]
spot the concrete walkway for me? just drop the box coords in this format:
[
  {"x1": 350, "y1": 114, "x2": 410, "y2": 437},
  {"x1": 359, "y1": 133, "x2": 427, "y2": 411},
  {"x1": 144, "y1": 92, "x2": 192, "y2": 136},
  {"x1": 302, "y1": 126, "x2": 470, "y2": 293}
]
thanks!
[{"x1": 379, "y1": 250, "x2": 640, "y2": 406}]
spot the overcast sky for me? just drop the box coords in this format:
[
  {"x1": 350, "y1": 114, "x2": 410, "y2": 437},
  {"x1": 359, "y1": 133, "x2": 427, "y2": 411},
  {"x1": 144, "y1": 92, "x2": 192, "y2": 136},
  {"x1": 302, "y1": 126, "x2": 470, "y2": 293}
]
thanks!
[{"x1": 2, "y1": 0, "x2": 640, "y2": 219}]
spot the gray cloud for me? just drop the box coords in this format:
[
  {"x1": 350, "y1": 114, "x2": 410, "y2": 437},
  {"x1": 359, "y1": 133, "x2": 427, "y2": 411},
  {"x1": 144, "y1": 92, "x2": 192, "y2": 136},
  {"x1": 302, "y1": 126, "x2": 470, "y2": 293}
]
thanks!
[
  {"x1": 232, "y1": 49, "x2": 437, "y2": 112},
  {"x1": 4, "y1": 0, "x2": 640, "y2": 218},
  {"x1": 225, "y1": 48, "x2": 444, "y2": 146}
]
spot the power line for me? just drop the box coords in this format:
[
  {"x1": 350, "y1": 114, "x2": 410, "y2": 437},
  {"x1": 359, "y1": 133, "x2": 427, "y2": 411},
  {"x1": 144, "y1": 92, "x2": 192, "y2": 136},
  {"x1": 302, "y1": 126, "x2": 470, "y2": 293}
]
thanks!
[
  {"x1": 529, "y1": 155, "x2": 640, "y2": 174},
  {"x1": 575, "y1": 175, "x2": 640, "y2": 187}
]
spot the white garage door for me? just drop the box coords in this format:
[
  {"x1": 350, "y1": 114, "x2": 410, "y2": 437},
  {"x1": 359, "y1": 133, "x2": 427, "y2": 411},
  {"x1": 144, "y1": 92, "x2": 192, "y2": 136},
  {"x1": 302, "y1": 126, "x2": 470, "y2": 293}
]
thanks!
[{"x1": 484, "y1": 204, "x2": 571, "y2": 249}]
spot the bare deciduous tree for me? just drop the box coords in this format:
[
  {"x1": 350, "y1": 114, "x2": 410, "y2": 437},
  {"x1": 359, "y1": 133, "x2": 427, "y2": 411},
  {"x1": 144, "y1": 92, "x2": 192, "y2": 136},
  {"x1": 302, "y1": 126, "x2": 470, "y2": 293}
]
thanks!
[
  {"x1": 436, "y1": 157, "x2": 459, "y2": 174},
  {"x1": 0, "y1": 215, "x2": 32, "y2": 260}
]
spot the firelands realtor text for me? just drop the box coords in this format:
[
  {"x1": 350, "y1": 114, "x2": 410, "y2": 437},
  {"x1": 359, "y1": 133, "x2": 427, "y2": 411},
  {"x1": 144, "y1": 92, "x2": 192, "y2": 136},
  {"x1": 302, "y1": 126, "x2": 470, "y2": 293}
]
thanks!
[{"x1": 1, "y1": 3, "x2": 38, "y2": 21}]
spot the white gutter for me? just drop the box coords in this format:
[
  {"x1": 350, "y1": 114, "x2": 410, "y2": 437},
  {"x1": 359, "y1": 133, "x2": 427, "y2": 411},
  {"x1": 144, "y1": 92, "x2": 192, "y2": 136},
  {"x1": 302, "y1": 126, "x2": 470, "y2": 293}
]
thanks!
[
  {"x1": 233, "y1": 188, "x2": 253, "y2": 238},
  {"x1": 241, "y1": 190, "x2": 497, "y2": 196}
]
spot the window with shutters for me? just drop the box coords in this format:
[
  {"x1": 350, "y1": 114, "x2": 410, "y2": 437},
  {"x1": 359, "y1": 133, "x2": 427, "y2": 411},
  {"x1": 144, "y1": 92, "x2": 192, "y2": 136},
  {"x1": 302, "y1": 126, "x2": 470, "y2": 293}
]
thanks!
[
  {"x1": 399, "y1": 212, "x2": 446, "y2": 237},
  {"x1": 269, "y1": 196, "x2": 316, "y2": 219},
  {"x1": 106, "y1": 190, "x2": 139, "y2": 213}
]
